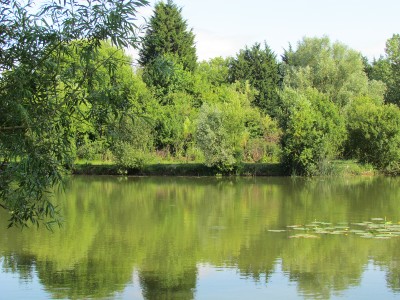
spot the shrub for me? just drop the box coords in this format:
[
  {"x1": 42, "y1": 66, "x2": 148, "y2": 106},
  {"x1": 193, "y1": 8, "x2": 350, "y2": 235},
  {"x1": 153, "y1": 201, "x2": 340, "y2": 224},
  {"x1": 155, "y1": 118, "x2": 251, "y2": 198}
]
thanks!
[
  {"x1": 195, "y1": 104, "x2": 244, "y2": 172},
  {"x1": 113, "y1": 142, "x2": 153, "y2": 170},
  {"x1": 279, "y1": 88, "x2": 346, "y2": 176},
  {"x1": 76, "y1": 138, "x2": 113, "y2": 161},
  {"x1": 346, "y1": 97, "x2": 400, "y2": 173},
  {"x1": 109, "y1": 116, "x2": 155, "y2": 169},
  {"x1": 245, "y1": 138, "x2": 265, "y2": 162}
]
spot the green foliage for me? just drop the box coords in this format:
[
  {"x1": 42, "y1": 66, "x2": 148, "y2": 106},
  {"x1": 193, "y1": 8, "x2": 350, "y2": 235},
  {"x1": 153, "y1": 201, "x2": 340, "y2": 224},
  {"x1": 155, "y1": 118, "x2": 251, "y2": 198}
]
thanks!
[
  {"x1": 279, "y1": 88, "x2": 346, "y2": 176},
  {"x1": 362, "y1": 56, "x2": 374, "y2": 79},
  {"x1": 2, "y1": 0, "x2": 400, "y2": 234},
  {"x1": 109, "y1": 114, "x2": 155, "y2": 170},
  {"x1": 370, "y1": 34, "x2": 400, "y2": 105},
  {"x1": 0, "y1": 0, "x2": 148, "y2": 227},
  {"x1": 384, "y1": 34, "x2": 400, "y2": 105},
  {"x1": 261, "y1": 115, "x2": 282, "y2": 162},
  {"x1": 228, "y1": 42, "x2": 281, "y2": 114},
  {"x1": 243, "y1": 112, "x2": 282, "y2": 163},
  {"x1": 193, "y1": 77, "x2": 280, "y2": 167},
  {"x1": 139, "y1": 0, "x2": 197, "y2": 72},
  {"x1": 70, "y1": 41, "x2": 149, "y2": 163},
  {"x1": 64, "y1": 42, "x2": 157, "y2": 168},
  {"x1": 196, "y1": 57, "x2": 230, "y2": 87},
  {"x1": 190, "y1": 58, "x2": 234, "y2": 109},
  {"x1": 111, "y1": 117, "x2": 154, "y2": 150},
  {"x1": 333, "y1": 160, "x2": 375, "y2": 176},
  {"x1": 346, "y1": 97, "x2": 400, "y2": 173},
  {"x1": 142, "y1": 54, "x2": 194, "y2": 98},
  {"x1": 244, "y1": 138, "x2": 268, "y2": 163},
  {"x1": 113, "y1": 142, "x2": 153, "y2": 171},
  {"x1": 283, "y1": 36, "x2": 374, "y2": 107},
  {"x1": 76, "y1": 139, "x2": 112, "y2": 162},
  {"x1": 195, "y1": 104, "x2": 244, "y2": 172},
  {"x1": 152, "y1": 91, "x2": 196, "y2": 157}
]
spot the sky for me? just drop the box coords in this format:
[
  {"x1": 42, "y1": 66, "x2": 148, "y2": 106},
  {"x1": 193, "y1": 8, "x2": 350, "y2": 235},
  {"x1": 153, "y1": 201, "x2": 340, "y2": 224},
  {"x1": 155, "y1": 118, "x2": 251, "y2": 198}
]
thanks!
[{"x1": 134, "y1": 0, "x2": 400, "y2": 62}]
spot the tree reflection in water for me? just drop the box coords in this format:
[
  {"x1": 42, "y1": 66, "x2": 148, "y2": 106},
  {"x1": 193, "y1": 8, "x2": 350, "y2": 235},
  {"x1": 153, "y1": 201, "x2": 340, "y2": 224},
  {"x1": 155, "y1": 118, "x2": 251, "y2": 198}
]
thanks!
[{"x1": 1, "y1": 176, "x2": 400, "y2": 299}]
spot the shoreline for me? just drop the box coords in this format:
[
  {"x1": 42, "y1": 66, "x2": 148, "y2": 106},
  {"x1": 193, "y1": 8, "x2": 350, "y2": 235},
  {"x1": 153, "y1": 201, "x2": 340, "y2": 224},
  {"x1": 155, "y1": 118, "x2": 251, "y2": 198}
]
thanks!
[
  {"x1": 72, "y1": 163, "x2": 284, "y2": 177},
  {"x1": 72, "y1": 161, "x2": 375, "y2": 177}
]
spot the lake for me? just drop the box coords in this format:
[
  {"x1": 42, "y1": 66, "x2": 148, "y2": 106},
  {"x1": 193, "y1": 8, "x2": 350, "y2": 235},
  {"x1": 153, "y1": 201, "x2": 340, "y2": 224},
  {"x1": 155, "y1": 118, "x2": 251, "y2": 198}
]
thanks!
[{"x1": 1, "y1": 176, "x2": 400, "y2": 299}]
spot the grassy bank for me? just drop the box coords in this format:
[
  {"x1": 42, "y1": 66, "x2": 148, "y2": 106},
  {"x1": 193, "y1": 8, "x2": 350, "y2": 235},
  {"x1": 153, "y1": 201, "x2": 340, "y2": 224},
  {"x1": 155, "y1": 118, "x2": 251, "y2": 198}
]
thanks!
[{"x1": 72, "y1": 160, "x2": 375, "y2": 177}]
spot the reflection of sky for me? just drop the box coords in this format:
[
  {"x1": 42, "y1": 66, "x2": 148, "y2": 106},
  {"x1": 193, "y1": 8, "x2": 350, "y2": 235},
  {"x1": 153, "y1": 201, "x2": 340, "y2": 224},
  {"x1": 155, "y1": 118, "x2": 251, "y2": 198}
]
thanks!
[
  {"x1": 2, "y1": 260, "x2": 399, "y2": 300},
  {"x1": 194, "y1": 262, "x2": 297, "y2": 300},
  {"x1": 331, "y1": 261, "x2": 399, "y2": 300},
  {"x1": 0, "y1": 260, "x2": 51, "y2": 299}
]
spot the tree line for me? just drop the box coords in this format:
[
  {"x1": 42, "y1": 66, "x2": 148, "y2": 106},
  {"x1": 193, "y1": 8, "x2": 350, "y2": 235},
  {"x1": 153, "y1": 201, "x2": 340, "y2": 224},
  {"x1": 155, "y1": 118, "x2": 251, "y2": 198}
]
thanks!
[
  {"x1": 1, "y1": 0, "x2": 400, "y2": 226},
  {"x1": 82, "y1": 1, "x2": 400, "y2": 177}
]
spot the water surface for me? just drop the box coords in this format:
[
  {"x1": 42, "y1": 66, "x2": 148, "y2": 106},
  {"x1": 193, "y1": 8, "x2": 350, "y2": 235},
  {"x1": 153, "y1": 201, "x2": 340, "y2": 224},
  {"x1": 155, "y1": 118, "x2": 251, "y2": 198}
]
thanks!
[{"x1": 1, "y1": 176, "x2": 400, "y2": 299}]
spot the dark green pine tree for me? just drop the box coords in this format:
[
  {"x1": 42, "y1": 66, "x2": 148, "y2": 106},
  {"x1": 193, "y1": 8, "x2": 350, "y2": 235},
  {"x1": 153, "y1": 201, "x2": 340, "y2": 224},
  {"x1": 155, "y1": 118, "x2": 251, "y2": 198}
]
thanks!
[
  {"x1": 229, "y1": 43, "x2": 281, "y2": 115},
  {"x1": 139, "y1": 0, "x2": 197, "y2": 72}
]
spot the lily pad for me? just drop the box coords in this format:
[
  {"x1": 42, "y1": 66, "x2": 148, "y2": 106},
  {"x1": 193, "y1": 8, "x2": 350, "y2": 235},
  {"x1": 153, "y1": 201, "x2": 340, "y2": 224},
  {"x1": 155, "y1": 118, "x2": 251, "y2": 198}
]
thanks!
[
  {"x1": 293, "y1": 227, "x2": 307, "y2": 231},
  {"x1": 282, "y1": 219, "x2": 400, "y2": 240},
  {"x1": 360, "y1": 235, "x2": 374, "y2": 239},
  {"x1": 351, "y1": 223, "x2": 367, "y2": 226},
  {"x1": 349, "y1": 230, "x2": 364, "y2": 233},
  {"x1": 329, "y1": 231, "x2": 345, "y2": 235},
  {"x1": 375, "y1": 234, "x2": 393, "y2": 238},
  {"x1": 289, "y1": 234, "x2": 320, "y2": 239}
]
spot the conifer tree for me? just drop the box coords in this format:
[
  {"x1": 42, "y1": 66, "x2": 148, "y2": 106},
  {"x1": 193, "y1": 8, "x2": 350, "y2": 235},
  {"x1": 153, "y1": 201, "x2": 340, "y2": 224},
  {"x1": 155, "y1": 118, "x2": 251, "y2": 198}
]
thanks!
[
  {"x1": 139, "y1": 0, "x2": 197, "y2": 72},
  {"x1": 228, "y1": 43, "x2": 281, "y2": 115}
]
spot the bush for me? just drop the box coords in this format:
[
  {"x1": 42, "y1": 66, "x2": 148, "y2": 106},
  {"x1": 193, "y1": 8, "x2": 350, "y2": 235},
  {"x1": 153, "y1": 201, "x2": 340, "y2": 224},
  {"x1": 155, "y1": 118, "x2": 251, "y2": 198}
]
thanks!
[
  {"x1": 195, "y1": 104, "x2": 244, "y2": 172},
  {"x1": 184, "y1": 145, "x2": 204, "y2": 162},
  {"x1": 243, "y1": 111, "x2": 282, "y2": 163},
  {"x1": 76, "y1": 138, "x2": 113, "y2": 161},
  {"x1": 346, "y1": 97, "x2": 400, "y2": 173},
  {"x1": 113, "y1": 141, "x2": 153, "y2": 170},
  {"x1": 108, "y1": 116, "x2": 155, "y2": 169},
  {"x1": 261, "y1": 115, "x2": 282, "y2": 162},
  {"x1": 279, "y1": 88, "x2": 346, "y2": 176},
  {"x1": 245, "y1": 138, "x2": 265, "y2": 162}
]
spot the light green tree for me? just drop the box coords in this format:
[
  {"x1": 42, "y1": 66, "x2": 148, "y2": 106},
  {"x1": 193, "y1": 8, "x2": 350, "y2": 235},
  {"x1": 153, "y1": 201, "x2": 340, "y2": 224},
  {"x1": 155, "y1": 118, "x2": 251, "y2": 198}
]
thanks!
[
  {"x1": 283, "y1": 36, "x2": 383, "y2": 107},
  {"x1": 370, "y1": 34, "x2": 400, "y2": 105},
  {"x1": 195, "y1": 57, "x2": 230, "y2": 87}
]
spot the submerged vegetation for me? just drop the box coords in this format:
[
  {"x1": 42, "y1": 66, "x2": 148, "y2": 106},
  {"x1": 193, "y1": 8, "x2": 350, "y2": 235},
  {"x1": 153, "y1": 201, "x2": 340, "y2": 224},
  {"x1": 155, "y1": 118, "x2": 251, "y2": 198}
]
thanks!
[{"x1": 1, "y1": 0, "x2": 400, "y2": 226}]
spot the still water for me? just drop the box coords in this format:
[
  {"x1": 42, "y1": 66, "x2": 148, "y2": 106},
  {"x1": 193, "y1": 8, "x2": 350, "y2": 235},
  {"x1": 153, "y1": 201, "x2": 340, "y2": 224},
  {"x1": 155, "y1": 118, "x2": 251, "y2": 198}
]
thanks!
[{"x1": 1, "y1": 176, "x2": 400, "y2": 299}]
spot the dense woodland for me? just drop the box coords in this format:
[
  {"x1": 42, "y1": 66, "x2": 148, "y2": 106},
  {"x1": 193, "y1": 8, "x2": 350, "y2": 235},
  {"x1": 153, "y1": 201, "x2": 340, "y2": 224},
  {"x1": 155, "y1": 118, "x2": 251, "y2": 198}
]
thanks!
[
  {"x1": 1, "y1": 0, "x2": 400, "y2": 226},
  {"x1": 72, "y1": 1, "x2": 400, "y2": 176}
]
